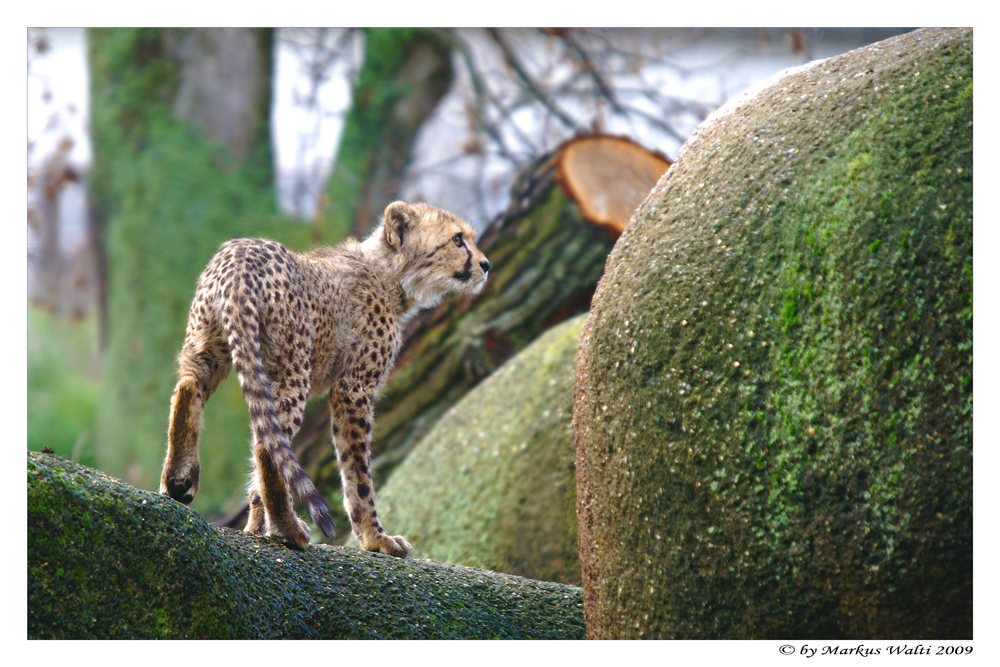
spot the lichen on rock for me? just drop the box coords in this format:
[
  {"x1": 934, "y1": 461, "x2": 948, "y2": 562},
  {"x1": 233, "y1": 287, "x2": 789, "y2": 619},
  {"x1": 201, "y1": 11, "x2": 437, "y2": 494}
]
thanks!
[
  {"x1": 27, "y1": 451, "x2": 584, "y2": 639},
  {"x1": 574, "y1": 28, "x2": 972, "y2": 639},
  {"x1": 370, "y1": 315, "x2": 585, "y2": 584}
]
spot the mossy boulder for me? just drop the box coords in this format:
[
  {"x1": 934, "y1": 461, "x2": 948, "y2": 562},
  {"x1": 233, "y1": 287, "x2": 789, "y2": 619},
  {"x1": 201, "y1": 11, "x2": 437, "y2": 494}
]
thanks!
[
  {"x1": 27, "y1": 451, "x2": 584, "y2": 639},
  {"x1": 370, "y1": 315, "x2": 585, "y2": 584},
  {"x1": 574, "y1": 28, "x2": 971, "y2": 639}
]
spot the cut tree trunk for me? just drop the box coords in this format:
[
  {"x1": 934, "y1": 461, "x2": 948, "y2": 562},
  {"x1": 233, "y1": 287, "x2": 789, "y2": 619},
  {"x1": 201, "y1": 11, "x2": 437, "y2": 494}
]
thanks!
[
  {"x1": 556, "y1": 135, "x2": 673, "y2": 236},
  {"x1": 276, "y1": 135, "x2": 670, "y2": 540}
]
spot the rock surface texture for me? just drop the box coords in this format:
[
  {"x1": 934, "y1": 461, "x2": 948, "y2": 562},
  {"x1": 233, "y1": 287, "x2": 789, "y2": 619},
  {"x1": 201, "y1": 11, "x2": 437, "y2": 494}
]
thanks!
[
  {"x1": 574, "y1": 28, "x2": 972, "y2": 639},
  {"x1": 27, "y1": 452, "x2": 584, "y2": 639},
  {"x1": 369, "y1": 315, "x2": 584, "y2": 584}
]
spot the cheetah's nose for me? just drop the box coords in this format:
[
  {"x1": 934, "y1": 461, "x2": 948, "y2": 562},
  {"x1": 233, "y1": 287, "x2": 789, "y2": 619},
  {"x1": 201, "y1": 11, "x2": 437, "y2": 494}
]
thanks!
[{"x1": 480, "y1": 259, "x2": 491, "y2": 274}]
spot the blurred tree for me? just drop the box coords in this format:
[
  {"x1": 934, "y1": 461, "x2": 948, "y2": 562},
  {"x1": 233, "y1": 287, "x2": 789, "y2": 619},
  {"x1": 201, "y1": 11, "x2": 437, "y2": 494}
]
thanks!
[
  {"x1": 31, "y1": 138, "x2": 79, "y2": 314},
  {"x1": 320, "y1": 28, "x2": 454, "y2": 239},
  {"x1": 278, "y1": 28, "x2": 358, "y2": 220},
  {"x1": 88, "y1": 28, "x2": 312, "y2": 509}
]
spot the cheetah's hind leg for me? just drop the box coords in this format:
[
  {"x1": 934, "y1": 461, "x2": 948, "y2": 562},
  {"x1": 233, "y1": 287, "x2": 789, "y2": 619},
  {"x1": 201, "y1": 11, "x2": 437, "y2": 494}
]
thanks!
[
  {"x1": 248, "y1": 446, "x2": 311, "y2": 549},
  {"x1": 160, "y1": 375, "x2": 205, "y2": 504},
  {"x1": 161, "y1": 337, "x2": 229, "y2": 504}
]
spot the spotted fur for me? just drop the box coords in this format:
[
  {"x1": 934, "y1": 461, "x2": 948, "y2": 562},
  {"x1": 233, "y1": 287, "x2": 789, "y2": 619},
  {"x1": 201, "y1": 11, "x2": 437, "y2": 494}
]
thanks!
[{"x1": 159, "y1": 201, "x2": 490, "y2": 553}]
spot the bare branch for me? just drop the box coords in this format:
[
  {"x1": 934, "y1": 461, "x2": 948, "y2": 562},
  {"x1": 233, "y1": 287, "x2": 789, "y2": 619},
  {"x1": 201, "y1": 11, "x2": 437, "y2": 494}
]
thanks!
[
  {"x1": 553, "y1": 29, "x2": 627, "y2": 116},
  {"x1": 486, "y1": 28, "x2": 585, "y2": 134},
  {"x1": 449, "y1": 32, "x2": 527, "y2": 163}
]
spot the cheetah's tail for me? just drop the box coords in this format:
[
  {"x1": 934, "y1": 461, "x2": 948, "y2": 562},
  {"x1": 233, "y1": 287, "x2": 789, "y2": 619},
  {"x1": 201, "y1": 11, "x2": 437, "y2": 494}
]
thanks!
[{"x1": 222, "y1": 298, "x2": 337, "y2": 540}]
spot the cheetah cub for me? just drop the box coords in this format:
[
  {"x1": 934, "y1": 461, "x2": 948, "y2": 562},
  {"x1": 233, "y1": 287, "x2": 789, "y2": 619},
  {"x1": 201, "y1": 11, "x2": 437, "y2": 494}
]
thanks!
[{"x1": 159, "y1": 201, "x2": 490, "y2": 555}]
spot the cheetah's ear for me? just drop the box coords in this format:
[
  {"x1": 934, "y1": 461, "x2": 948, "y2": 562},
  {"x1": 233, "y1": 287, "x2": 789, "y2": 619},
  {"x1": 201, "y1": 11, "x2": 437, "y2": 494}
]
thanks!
[{"x1": 383, "y1": 201, "x2": 414, "y2": 251}]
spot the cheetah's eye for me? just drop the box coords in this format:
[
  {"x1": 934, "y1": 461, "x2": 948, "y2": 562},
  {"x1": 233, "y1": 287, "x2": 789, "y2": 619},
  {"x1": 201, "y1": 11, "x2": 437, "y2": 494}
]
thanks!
[{"x1": 452, "y1": 234, "x2": 464, "y2": 248}]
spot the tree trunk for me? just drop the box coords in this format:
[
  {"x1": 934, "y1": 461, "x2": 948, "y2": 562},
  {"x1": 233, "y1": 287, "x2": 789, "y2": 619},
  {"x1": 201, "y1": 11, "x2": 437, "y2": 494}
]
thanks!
[
  {"x1": 88, "y1": 28, "x2": 312, "y2": 509},
  {"x1": 319, "y1": 28, "x2": 454, "y2": 240},
  {"x1": 289, "y1": 136, "x2": 670, "y2": 539},
  {"x1": 28, "y1": 452, "x2": 585, "y2": 640},
  {"x1": 29, "y1": 138, "x2": 80, "y2": 314}
]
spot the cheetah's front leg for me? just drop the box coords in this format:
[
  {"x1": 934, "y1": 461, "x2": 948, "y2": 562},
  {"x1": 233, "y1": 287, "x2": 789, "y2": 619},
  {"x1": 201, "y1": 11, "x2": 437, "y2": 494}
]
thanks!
[{"x1": 328, "y1": 389, "x2": 410, "y2": 558}]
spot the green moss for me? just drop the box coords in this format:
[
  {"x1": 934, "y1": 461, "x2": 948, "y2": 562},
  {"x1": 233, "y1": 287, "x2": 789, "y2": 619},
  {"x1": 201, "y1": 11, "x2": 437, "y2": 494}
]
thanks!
[
  {"x1": 577, "y1": 28, "x2": 971, "y2": 639},
  {"x1": 27, "y1": 452, "x2": 584, "y2": 639},
  {"x1": 370, "y1": 316, "x2": 585, "y2": 584}
]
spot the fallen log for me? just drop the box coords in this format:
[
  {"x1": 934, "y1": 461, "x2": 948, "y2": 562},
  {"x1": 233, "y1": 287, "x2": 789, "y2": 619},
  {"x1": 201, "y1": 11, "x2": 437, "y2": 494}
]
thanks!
[{"x1": 27, "y1": 451, "x2": 585, "y2": 639}]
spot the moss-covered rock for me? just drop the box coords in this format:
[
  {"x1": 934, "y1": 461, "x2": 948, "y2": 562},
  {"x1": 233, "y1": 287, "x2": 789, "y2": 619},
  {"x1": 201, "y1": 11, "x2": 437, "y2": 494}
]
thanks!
[
  {"x1": 27, "y1": 451, "x2": 584, "y2": 639},
  {"x1": 369, "y1": 315, "x2": 584, "y2": 584},
  {"x1": 574, "y1": 28, "x2": 971, "y2": 639}
]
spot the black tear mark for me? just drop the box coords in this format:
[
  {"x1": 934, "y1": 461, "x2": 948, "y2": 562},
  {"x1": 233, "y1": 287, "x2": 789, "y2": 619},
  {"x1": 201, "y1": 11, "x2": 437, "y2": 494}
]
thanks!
[{"x1": 453, "y1": 247, "x2": 473, "y2": 281}]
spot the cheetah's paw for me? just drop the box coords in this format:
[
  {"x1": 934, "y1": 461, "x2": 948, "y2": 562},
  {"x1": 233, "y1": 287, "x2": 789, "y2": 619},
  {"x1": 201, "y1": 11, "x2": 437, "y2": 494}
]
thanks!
[
  {"x1": 160, "y1": 462, "x2": 200, "y2": 505},
  {"x1": 367, "y1": 534, "x2": 411, "y2": 558},
  {"x1": 268, "y1": 520, "x2": 311, "y2": 551}
]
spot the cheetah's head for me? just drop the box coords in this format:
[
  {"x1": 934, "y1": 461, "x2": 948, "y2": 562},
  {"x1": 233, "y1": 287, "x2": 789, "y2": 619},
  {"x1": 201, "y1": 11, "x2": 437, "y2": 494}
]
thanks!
[{"x1": 377, "y1": 201, "x2": 491, "y2": 309}]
